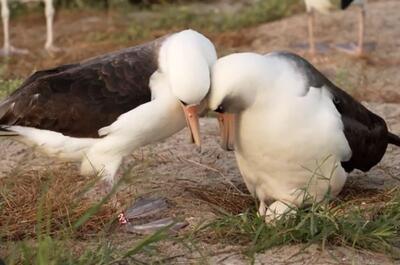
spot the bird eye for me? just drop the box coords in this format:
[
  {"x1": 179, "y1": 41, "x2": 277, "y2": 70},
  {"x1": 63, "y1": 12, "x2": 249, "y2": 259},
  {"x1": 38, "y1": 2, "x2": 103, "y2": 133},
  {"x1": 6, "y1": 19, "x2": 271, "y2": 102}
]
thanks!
[{"x1": 215, "y1": 105, "x2": 224, "y2": 113}]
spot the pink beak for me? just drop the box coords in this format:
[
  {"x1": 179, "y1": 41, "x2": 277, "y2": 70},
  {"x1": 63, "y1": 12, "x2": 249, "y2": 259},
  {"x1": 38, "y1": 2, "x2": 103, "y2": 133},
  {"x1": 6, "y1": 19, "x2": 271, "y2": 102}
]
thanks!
[
  {"x1": 181, "y1": 104, "x2": 201, "y2": 147},
  {"x1": 217, "y1": 113, "x2": 235, "y2": 151}
]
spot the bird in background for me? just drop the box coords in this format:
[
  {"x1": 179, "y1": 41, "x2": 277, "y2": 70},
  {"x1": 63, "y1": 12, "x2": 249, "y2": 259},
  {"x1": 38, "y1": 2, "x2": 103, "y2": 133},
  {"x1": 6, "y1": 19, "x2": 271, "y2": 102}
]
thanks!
[
  {"x1": 304, "y1": 0, "x2": 366, "y2": 56},
  {"x1": 0, "y1": 0, "x2": 58, "y2": 56},
  {"x1": 205, "y1": 51, "x2": 399, "y2": 221},
  {"x1": 0, "y1": 29, "x2": 217, "y2": 194}
]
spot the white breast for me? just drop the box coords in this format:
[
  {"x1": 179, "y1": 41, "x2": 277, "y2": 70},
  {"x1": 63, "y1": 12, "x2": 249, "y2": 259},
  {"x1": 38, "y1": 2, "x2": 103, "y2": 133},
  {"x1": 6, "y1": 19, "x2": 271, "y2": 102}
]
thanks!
[{"x1": 234, "y1": 84, "x2": 351, "y2": 206}]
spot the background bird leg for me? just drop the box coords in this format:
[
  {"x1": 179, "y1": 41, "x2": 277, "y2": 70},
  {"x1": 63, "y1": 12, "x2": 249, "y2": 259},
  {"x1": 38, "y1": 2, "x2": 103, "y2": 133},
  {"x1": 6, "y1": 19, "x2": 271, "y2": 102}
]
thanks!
[
  {"x1": 356, "y1": 5, "x2": 366, "y2": 56},
  {"x1": 44, "y1": 0, "x2": 60, "y2": 52},
  {"x1": 307, "y1": 9, "x2": 316, "y2": 55},
  {"x1": 0, "y1": 0, "x2": 28, "y2": 56},
  {"x1": 335, "y1": 4, "x2": 368, "y2": 56}
]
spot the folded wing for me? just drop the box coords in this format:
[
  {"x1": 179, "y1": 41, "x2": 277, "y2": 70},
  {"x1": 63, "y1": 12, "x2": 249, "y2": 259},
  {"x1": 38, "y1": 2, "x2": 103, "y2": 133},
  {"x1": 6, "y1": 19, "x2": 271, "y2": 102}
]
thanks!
[{"x1": 0, "y1": 38, "x2": 163, "y2": 138}]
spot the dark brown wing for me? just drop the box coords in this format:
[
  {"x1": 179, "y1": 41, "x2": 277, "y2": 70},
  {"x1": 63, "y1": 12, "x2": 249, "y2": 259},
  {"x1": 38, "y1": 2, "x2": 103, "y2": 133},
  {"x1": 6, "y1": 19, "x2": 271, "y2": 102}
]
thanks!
[
  {"x1": 276, "y1": 52, "x2": 390, "y2": 173},
  {"x1": 328, "y1": 88, "x2": 389, "y2": 172},
  {"x1": 0, "y1": 37, "x2": 165, "y2": 138}
]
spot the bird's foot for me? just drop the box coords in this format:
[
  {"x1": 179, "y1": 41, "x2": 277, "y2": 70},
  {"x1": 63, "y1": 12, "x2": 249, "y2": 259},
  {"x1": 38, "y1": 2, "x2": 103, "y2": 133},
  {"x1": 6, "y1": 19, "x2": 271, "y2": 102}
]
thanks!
[
  {"x1": 45, "y1": 44, "x2": 63, "y2": 54},
  {"x1": 0, "y1": 45, "x2": 29, "y2": 56},
  {"x1": 334, "y1": 42, "x2": 376, "y2": 57},
  {"x1": 290, "y1": 42, "x2": 330, "y2": 56},
  {"x1": 257, "y1": 200, "x2": 267, "y2": 218},
  {"x1": 264, "y1": 201, "x2": 296, "y2": 224},
  {"x1": 335, "y1": 43, "x2": 362, "y2": 56}
]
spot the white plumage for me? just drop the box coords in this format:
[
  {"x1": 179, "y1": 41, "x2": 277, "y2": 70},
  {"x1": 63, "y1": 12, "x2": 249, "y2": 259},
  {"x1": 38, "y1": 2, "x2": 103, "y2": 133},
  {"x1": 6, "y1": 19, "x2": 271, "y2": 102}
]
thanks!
[
  {"x1": 304, "y1": 0, "x2": 335, "y2": 14},
  {"x1": 79, "y1": 70, "x2": 190, "y2": 178},
  {"x1": 1, "y1": 30, "x2": 217, "y2": 187},
  {"x1": 209, "y1": 52, "x2": 352, "y2": 220}
]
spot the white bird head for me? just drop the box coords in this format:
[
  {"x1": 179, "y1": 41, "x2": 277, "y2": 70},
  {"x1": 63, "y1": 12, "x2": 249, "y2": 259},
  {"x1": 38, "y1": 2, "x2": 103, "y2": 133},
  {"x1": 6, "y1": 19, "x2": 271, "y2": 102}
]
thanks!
[
  {"x1": 209, "y1": 53, "x2": 266, "y2": 113},
  {"x1": 208, "y1": 53, "x2": 267, "y2": 150},
  {"x1": 159, "y1": 29, "x2": 217, "y2": 146}
]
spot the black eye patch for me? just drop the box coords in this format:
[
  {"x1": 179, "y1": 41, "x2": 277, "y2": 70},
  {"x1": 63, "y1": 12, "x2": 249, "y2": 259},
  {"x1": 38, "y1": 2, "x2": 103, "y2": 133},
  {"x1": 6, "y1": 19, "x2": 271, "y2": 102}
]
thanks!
[
  {"x1": 215, "y1": 105, "x2": 225, "y2": 113},
  {"x1": 215, "y1": 95, "x2": 246, "y2": 114}
]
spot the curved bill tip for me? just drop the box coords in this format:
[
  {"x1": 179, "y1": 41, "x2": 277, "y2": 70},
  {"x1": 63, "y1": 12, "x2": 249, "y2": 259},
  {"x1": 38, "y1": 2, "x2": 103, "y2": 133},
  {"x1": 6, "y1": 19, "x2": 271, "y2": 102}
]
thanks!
[{"x1": 182, "y1": 104, "x2": 201, "y2": 147}]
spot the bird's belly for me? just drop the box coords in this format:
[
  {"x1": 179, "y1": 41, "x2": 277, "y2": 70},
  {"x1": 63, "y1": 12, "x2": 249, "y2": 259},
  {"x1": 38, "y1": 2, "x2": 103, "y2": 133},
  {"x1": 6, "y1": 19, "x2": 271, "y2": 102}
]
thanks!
[
  {"x1": 236, "y1": 151, "x2": 347, "y2": 206},
  {"x1": 234, "y1": 94, "x2": 350, "y2": 205}
]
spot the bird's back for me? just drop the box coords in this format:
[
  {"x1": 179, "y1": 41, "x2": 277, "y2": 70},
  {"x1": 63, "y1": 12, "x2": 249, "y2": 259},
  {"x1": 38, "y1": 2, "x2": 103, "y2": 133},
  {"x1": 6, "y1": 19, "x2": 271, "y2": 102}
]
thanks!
[
  {"x1": 270, "y1": 52, "x2": 389, "y2": 173},
  {"x1": 0, "y1": 37, "x2": 164, "y2": 138}
]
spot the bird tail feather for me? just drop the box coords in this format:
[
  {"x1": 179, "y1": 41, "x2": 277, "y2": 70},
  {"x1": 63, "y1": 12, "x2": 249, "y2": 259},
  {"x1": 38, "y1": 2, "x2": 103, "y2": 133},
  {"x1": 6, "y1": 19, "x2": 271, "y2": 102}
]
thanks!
[
  {"x1": 2, "y1": 126, "x2": 98, "y2": 160},
  {"x1": 0, "y1": 126, "x2": 19, "y2": 137},
  {"x1": 388, "y1": 132, "x2": 400, "y2": 147}
]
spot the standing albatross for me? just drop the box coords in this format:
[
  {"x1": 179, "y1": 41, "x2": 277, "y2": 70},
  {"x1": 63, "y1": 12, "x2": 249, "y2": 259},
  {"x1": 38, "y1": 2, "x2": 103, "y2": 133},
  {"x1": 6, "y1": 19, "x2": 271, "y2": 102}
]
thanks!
[
  {"x1": 0, "y1": 0, "x2": 58, "y2": 55},
  {"x1": 305, "y1": 0, "x2": 366, "y2": 56},
  {"x1": 0, "y1": 29, "x2": 217, "y2": 189},
  {"x1": 207, "y1": 52, "x2": 400, "y2": 221}
]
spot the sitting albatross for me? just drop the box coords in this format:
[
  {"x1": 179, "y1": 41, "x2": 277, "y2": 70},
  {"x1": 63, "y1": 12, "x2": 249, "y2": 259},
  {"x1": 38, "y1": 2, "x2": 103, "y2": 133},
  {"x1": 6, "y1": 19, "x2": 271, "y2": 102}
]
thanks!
[
  {"x1": 207, "y1": 52, "x2": 400, "y2": 221},
  {"x1": 0, "y1": 29, "x2": 217, "y2": 189}
]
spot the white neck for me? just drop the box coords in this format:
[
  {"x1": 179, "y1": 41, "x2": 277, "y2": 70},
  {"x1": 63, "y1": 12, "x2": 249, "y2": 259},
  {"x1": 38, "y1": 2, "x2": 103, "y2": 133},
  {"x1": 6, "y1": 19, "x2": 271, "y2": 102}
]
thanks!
[{"x1": 209, "y1": 53, "x2": 307, "y2": 113}]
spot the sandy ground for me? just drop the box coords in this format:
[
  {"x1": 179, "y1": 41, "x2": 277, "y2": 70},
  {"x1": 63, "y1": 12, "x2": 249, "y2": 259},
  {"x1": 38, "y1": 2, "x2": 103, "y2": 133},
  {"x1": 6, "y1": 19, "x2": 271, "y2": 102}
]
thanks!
[
  {"x1": 1, "y1": 103, "x2": 400, "y2": 264},
  {"x1": 1, "y1": 0, "x2": 400, "y2": 264}
]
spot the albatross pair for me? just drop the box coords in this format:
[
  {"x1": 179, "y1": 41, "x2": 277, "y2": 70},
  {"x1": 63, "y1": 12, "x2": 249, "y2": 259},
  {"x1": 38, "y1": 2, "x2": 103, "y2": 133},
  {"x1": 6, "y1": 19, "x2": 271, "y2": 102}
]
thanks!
[{"x1": 0, "y1": 30, "x2": 399, "y2": 221}]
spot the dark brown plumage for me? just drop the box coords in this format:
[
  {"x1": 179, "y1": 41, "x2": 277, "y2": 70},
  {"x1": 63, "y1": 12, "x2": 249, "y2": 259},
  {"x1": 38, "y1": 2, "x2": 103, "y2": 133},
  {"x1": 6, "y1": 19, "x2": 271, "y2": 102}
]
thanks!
[
  {"x1": 342, "y1": 0, "x2": 355, "y2": 9},
  {"x1": 0, "y1": 36, "x2": 166, "y2": 138}
]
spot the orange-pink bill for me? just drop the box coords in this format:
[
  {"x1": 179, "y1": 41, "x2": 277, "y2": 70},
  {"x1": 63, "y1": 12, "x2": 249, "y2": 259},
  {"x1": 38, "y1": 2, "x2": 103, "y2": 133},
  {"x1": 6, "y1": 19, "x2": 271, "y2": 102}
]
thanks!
[
  {"x1": 181, "y1": 104, "x2": 201, "y2": 147},
  {"x1": 218, "y1": 113, "x2": 235, "y2": 151}
]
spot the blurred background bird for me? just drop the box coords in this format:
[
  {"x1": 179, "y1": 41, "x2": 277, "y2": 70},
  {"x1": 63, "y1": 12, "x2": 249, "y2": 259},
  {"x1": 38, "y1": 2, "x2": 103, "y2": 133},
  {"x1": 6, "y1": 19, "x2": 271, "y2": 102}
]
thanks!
[
  {"x1": 304, "y1": 0, "x2": 366, "y2": 56},
  {"x1": 0, "y1": 0, "x2": 58, "y2": 56}
]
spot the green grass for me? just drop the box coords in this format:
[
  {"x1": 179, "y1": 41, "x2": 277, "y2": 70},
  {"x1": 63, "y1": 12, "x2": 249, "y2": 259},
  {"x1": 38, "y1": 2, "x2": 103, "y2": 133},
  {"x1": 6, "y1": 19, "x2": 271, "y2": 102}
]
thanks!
[
  {"x1": 133, "y1": 0, "x2": 300, "y2": 32},
  {"x1": 0, "y1": 169, "x2": 175, "y2": 265},
  {"x1": 4, "y1": 227, "x2": 171, "y2": 265},
  {"x1": 0, "y1": 59, "x2": 22, "y2": 98},
  {"x1": 194, "y1": 188, "x2": 400, "y2": 261},
  {"x1": 2, "y1": 157, "x2": 400, "y2": 264},
  {"x1": 85, "y1": 0, "x2": 302, "y2": 44},
  {"x1": 0, "y1": 79, "x2": 22, "y2": 99},
  {"x1": 334, "y1": 67, "x2": 357, "y2": 95}
]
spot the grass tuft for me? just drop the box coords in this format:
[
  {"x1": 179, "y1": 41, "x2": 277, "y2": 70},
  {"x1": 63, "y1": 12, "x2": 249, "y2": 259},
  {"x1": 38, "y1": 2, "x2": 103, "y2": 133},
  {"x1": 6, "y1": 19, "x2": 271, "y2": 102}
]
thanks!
[
  {"x1": 0, "y1": 166, "x2": 117, "y2": 241},
  {"x1": 195, "y1": 187, "x2": 400, "y2": 259},
  {"x1": 0, "y1": 164, "x2": 174, "y2": 264},
  {"x1": 85, "y1": 0, "x2": 302, "y2": 45},
  {"x1": 140, "y1": 0, "x2": 301, "y2": 33},
  {"x1": 0, "y1": 79, "x2": 23, "y2": 99}
]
